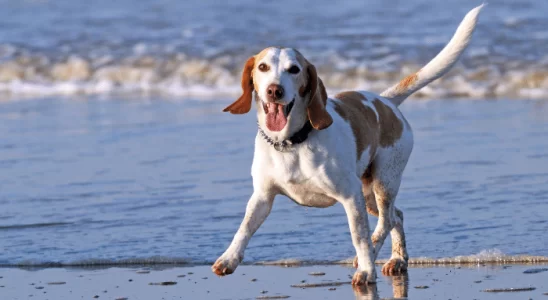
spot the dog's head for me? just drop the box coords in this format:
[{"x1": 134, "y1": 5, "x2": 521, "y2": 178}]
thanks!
[{"x1": 223, "y1": 47, "x2": 332, "y2": 138}]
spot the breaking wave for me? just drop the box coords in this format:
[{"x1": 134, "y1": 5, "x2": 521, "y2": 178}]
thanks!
[
  {"x1": 3, "y1": 249, "x2": 547, "y2": 268},
  {"x1": 1, "y1": 48, "x2": 548, "y2": 100}
]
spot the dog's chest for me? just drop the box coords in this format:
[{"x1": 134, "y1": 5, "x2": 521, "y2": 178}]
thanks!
[
  {"x1": 282, "y1": 182, "x2": 337, "y2": 207},
  {"x1": 258, "y1": 146, "x2": 337, "y2": 208}
]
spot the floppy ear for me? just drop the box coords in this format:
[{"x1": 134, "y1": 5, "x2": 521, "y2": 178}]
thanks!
[
  {"x1": 223, "y1": 56, "x2": 255, "y2": 114},
  {"x1": 306, "y1": 64, "x2": 332, "y2": 130}
]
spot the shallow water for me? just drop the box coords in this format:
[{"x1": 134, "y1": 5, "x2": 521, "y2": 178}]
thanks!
[
  {"x1": 0, "y1": 97, "x2": 547, "y2": 266},
  {"x1": 1, "y1": 0, "x2": 548, "y2": 98}
]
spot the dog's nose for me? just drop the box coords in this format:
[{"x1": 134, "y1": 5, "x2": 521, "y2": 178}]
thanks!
[{"x1": 266, "y1": 84, "x2": 284, "y2": 101}]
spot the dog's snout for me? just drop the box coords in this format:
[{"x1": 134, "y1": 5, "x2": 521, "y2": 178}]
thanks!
[{"x1": 266, "y1": 84, "x2": 284, "y2": 101}]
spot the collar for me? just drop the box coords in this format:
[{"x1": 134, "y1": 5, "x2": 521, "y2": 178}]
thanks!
[{"x1": 258, "y1": 121, "x2": 314, "y2": 152}]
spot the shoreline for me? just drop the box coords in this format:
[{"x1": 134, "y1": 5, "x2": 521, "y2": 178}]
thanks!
[{"x1": 3, "y1": 253, "x2": 548, "y2": 269}]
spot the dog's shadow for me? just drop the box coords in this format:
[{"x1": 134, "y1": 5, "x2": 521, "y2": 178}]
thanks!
[{"x1": 353, "y1": 274, "x2": 409, "y2": 300}]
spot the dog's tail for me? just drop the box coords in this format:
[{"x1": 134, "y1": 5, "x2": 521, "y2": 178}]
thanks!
[{"x1": 380, "y1": 4, "x2": 485, "y2": 107}]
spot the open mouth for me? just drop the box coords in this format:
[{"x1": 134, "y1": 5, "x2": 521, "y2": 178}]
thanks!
[
  {"x1": 262, "y1": 99, "x2": 294, "y2": 117},
  {"x1": 262, "y1": 98, "x2": 294, "y2": 132}
]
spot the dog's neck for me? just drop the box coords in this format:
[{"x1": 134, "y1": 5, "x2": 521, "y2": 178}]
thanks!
[{"x1": 257, "y1": 120, "x2": 313, "y2": 152}]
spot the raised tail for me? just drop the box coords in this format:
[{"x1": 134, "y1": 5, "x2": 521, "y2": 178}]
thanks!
[{"x1": 381, "y1": 4, "x2": 485, "y2": 106}]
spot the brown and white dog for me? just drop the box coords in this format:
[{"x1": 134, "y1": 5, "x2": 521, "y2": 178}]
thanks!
[{"x1": 212, "y1": 5, "x2": 483, "y2": 285}]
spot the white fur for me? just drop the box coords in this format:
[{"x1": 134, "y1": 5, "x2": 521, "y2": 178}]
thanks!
[{"x1": 212, "y1": 5, "x2": 483, "y2": 285}]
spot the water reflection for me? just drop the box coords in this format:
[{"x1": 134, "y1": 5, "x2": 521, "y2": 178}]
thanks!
[{"x1": 353, "y1": 274, "x2": 409, "y2": 300}]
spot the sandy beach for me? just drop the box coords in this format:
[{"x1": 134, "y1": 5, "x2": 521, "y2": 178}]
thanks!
[{"x1": 1, "y1": 263, "x2": 547, "y2": 300}]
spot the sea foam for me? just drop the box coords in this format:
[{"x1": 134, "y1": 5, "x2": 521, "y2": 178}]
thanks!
[{"x1": 1, "y1": 51, "x2": 548, "y2": 100}]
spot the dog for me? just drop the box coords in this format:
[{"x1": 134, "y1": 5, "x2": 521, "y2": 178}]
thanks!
[{"x1": 212, "y1": 5, "x2": 483, "y2": 285}]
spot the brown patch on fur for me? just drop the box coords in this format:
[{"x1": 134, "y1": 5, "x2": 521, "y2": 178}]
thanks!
[
  {"x1": 306, "y1": 64, "x2": 332, "y2": 130},
  {"x1": 365, "y1": 194, "x2": 378, "y2": 217},
  {"x1": 395, "y1": 72, "x2": 418, "y2": 93},
  {"x1": 294, "y1": 49, "x2": 328, "y2": 106},
  {"x1": 391, "y1": 229, "x2": 408, "y2": 259},
  {"x1": 318, "y1": 80, "x2": 328, "y2": 106},
  {"x1": 254, "y1": 48, "x2": 271, "y2": 63},
  {"x1": 223, "y1": 56, "x2": 255, "y2": 114},
  {"x1": 361, "y1": 163, "x2": 379, "y2": 217},
  {"x1": 252, "y1": 48, "x2": 272, "y2": 92},
  {"x1": 372, "y1": 99, "x2": 403, "y2": 147},
  {"x1": 392, "y1": 208, "x2": 408, "y2": 260},
  {"x1": 371, "y1": 235, "x2": 379, "y2": 245},
  {"x1": 333, "y1": 91, "x2": 379, "y2": 160},
  {"x1": 361, "y1": 162, "x2": 374, "y2": 185},
  {"x1": 299, "y1": 84, "x2": 306, "y2": 98}
]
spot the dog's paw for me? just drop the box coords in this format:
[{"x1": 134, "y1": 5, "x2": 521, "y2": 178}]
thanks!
[
  {"x1": 352, "y1": 269, "x2": 376, "y2": 286},
  {"x1": 381, "y1": 257, "x2": 408, "y2": 276},
  {"x1": 211, "y1": 255, "x2": 241, "y2": 276}
]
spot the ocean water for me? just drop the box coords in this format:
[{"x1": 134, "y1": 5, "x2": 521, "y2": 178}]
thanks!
[
  {"x1": 0, "y1": 0, "x2": 548, "y2": 99},
  {"x1": 0, "y1": 0, "x2": 547, "y2": 268},
  {"x1": 1, "y1": 98, "x2": 547, "y2": 266}
]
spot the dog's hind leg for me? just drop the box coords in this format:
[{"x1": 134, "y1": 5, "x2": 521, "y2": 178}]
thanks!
[
  {"x1": 370, "y1": 135, "x2": 412, "y2": 275},
  {"x1": 382, "y1": 207, "x2": 408, "y2": 275},
  {"x1": 353, "y1": 174, "x2": 407, "y2": 276},
  {"x1": 371, "y1": 171, "x2": 411, "y2": 276},
  {"x1": 370, "y1": 176, "x2": 399, "y2": 260}
]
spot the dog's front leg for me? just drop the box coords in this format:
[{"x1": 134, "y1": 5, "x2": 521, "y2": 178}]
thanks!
[
  {"x1": 339, "y1": 185, "x2": 377, "y2": 285},
  {"x1": 212, "y1": 191, "x2": 274, "y2": 276}
]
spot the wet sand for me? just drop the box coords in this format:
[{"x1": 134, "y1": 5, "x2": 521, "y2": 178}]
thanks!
[{"x1": 1, "y1": 264, "x2": 547, "y2": 300}]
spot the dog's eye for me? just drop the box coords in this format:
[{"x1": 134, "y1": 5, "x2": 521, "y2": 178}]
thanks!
[
  {"x1": 258, "y1": 63, "x2": 269, "y2": 72},
  {"x1": 287, "y1": 65, "x2": 300, "y2": 74}
]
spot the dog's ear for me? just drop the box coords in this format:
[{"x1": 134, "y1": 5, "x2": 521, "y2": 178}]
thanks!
[
  {"x1": 223, "y1": 56, "x2": 255, "y2": 114},
  {"x1": 306, "y1": 64, "x2": 332, "y2": 130}
]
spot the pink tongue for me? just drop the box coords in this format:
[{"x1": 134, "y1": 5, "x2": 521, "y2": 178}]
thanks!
[{"x1": 265, "y1": 102, "x2": 287, "y2": 132}]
